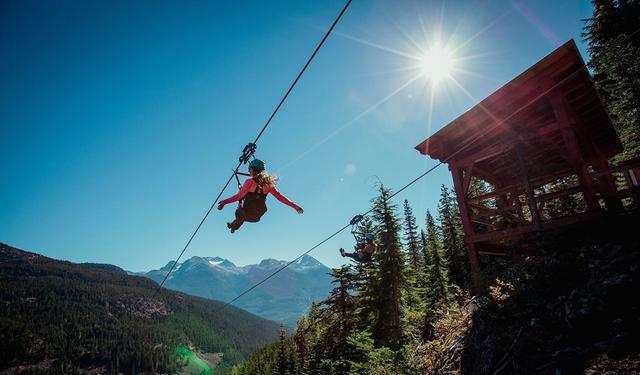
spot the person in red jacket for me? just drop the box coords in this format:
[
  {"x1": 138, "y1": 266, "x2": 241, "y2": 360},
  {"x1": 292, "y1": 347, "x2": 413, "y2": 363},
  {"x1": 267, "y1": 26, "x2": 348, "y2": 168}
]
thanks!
[{"x1": 218, "y1": 159, "x2": 303, "y2": 233}]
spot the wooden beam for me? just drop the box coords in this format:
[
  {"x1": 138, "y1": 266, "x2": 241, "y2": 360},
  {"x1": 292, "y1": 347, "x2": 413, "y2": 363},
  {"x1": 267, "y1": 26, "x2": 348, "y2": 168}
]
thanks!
[
  {"x1": 590, "y1": 158, "x2": 623, "y2": 213},
  {"x1": 468, "y1": 203, "x2": 519, "y2": 221},
  {"x1": 547, "y1": 88, "x2": 600, "y2": 212},
  {"x1": 450, "y1": 142, "x2": 512, "y2": 169},
  {"x1": 469, "y1": 223, "x2": 538, "y2": 243},
  {"x1": 462, "y1": 164, "x2": 474, "y2": 197},
  {"x1": 450, "y1": 165, "x2": 480, "y2": 273},
  {"x1": 470, "y1": 218, "x2": 498, "y2": 229},
  {"x1": 535, "y1": 186, "x2": 583, "y2": 204},
  {"x1": 468, "y1": 185, "x2": 519, "y2": 204},
  {"x1": 516, "y1": 143, "x2": 543, "y2": 230},
  {"x1": 469, "y1": 211, "x2": 601, "y2": 244}
]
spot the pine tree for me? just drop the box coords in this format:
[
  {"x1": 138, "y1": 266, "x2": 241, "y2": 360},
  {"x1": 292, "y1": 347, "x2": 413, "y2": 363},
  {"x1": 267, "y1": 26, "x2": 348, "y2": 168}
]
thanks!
[
  {"x1": 583, "y1": 0, "x2": 640, "y2": 161},
  {"x1": 351, "y1": 217, "x2": 380, "y2": 333},
  {"x1": 418, "y1": 229, "x2": 431, "y2": 289},
  {"x1": 274, "y1": 324, "x2": 289, "y2": 375},
  {"x1": 319, "y1": 266, "x2": 359, "y2": 374},
  {"x1": 293, "y1": 321, "x2": 308, "y2": 375},
  {"x1": 402, "y1": 200, "x2": 422, "y2": 269},
  {"x1": 425, "y1": 210, "x2": 449, "y2": 305},
  {"x1": 369, "y1": 185, "x2": 407, "y2": 349},
  {"x1": 401, "y1": 199, "x2": 425, "y2": 332},
  {"x1": 437, "y1": 185, "x2": 467, "y2": 289},
  {"x1": 320, "y1": 266, "x2": 357, "y2": 346}
]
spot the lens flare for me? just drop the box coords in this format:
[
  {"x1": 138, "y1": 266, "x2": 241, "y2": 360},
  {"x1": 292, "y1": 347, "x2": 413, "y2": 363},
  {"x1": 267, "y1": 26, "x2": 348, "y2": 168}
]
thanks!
[{"x1": 420, "y1": 45, "x2": 453, "y2": 83}]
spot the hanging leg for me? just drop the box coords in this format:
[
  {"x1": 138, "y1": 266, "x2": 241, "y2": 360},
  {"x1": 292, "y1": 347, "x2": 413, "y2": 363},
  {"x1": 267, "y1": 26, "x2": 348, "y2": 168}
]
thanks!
[
  {"x1": 228, "y1": 208, "x2": 248, "y2": 232},
  {"x1": 340, "y1": 248, "x2": 363, "y2": 262}
]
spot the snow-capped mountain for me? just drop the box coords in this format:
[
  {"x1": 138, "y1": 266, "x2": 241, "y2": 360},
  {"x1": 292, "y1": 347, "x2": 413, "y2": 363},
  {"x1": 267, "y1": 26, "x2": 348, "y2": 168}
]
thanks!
[{"x1": 136, "y1": 255, "x2": 332, "y2": 326}]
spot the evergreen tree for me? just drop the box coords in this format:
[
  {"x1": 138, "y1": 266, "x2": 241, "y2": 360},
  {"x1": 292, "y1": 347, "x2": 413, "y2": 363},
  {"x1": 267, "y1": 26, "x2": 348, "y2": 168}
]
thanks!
[
  {"x1": 275, "y1": 325, "x2": 289, "y2": 375},
  {"x1": 425, "y1": 210, "x2": 450, "y2": 305},
  {"x1": 351, "y1": 217, "x2": 380, "y2": 334},
  {"x1": 583, "y1": 0, "x2": 640, "y2": 161},
  {"x1": 418, "y1": 229, "x2": 431, "y2": 289},
  {"x1": 369, "y1": 185, "x2": 407, "y2": 349},
  {"x1": 437, "y1": 185, "x2": 467, "y2": 289},
  {"x1": 319, "y1": 266, "x2": 359, "y2": 374},
  {"x1": 402, "y1": 199, "x2": 422, "y2": 269},
  {"x1": 293, "y1": 321, "x2": 308, "y2": 375},
  {"x1": 401, "y1": 200, "x2": 426, "y2": 336}
]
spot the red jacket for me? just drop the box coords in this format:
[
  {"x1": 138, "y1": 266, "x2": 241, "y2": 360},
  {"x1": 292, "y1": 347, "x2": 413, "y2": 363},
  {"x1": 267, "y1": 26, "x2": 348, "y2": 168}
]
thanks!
[{"x1": 220, "y1": 178, "x2": 302, "y2": 212}]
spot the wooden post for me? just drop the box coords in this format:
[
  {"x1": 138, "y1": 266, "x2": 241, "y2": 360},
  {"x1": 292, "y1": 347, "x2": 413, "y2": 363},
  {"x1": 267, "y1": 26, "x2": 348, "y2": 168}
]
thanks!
[
  {"x1": 591, "y1": 158, "x2": 623, "y2": 213},
  {"x1": 515, "y1": 144, "x2": 543, "y2": 231},
  {"x1": 547, "y1": 90, "x2": 600, "y2": 212},
  {"x1": 512, "y1": 186, "x2": 526, "y2": 224},
  {"x1": 450, "y1": 164, "x2": 479, "y2": 268},
  {"x1": 450, "y1": 164, "x2": 483, "y2": 292}
]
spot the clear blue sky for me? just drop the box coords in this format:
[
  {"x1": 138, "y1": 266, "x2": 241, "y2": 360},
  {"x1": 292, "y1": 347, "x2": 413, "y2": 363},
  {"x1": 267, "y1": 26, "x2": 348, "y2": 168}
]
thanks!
[{"x1": 1, "y1": 0, "x2": 594, "y2": 271}]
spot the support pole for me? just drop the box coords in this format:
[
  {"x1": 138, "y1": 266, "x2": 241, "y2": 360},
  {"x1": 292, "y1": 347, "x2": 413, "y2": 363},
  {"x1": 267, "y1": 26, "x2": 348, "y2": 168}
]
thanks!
[
  {"x1": 515, "y1": 143, "x2": 543, "y2": 231},
  {"x1": 450, "y1": 164, "x2": 482, "y2": 292}
]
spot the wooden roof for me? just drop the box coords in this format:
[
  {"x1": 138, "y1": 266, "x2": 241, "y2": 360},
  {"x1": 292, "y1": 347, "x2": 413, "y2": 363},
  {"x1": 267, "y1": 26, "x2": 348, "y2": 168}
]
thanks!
[{"x1": 415, "y1": 40, "x2": 622, "y2": 182}]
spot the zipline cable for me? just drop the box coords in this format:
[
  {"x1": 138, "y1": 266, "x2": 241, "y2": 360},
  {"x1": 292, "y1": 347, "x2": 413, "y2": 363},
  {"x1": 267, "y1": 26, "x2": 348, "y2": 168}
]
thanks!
[
  {"x1": 216, "y1": 61, "x2": 592, "y2": 310},
  {"x1": 157, "y1": 0, "x2": 353, "y2": 291},
  {"x1": 252, "y1": 0, "x2": 353, "y2": 145},
  {"x1": 218, "y1": 162, "x2": 445, "y2": 310},
  {"x1": 222, "y1": 223, "x2": 352, "y2": 308}
]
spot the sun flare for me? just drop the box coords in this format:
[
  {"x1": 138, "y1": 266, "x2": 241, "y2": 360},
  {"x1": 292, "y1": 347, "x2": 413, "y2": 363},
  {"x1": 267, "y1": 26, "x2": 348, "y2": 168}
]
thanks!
[{"x1": 420, "y1": 45, "x2": 453, "y2": 83}]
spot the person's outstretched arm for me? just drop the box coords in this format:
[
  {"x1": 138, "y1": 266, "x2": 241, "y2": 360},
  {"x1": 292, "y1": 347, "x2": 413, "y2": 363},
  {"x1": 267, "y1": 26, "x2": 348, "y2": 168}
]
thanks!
[
  {"x1": 268, "y1": 186, "x2": 303, "y2": 213},
  {"x1": 218, "y1": 179, "x2": 253, "y2": 209}
]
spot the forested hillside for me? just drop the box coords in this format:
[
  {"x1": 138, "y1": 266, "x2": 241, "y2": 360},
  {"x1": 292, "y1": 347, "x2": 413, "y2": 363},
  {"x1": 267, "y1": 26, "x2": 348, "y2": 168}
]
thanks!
[
  {"x1": 0, "y1": 243, "x2": 280, "y2": 374},
  {"x1": 230, "y1": 186, "x2": 639, "y2": 374}
]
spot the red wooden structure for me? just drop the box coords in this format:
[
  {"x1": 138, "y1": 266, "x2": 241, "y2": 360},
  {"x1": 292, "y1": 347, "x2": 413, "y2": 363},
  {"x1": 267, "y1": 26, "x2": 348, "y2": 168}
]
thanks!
[{"x1": 415, "y1": 40, "x2": 640, "y2": 274}]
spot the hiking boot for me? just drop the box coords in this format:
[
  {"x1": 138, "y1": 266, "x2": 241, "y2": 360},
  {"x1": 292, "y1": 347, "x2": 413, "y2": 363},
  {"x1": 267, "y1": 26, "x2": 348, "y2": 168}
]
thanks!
[{"x1": 227, "y1": 222, "x2": 235, "y2": 234}]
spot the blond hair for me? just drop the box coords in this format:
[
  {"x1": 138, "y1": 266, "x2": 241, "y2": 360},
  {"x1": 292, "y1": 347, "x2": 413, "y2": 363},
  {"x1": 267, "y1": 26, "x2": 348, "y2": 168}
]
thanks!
[{"x1": 253, "y1": 170, "x2": 277, "y2": 189}]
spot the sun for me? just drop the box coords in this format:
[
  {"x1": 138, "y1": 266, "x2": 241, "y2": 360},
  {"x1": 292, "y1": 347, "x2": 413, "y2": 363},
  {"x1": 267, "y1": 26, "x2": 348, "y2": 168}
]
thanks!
[{"x1": 420, "y1": 45, "x2": 453, "y2": 83}]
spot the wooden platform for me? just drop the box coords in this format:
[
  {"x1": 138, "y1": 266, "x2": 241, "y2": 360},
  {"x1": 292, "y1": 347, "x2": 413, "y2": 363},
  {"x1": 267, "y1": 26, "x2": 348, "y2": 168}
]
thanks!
[{"x1": 414, "y1": 40, "x2": 640, "y2": 273}]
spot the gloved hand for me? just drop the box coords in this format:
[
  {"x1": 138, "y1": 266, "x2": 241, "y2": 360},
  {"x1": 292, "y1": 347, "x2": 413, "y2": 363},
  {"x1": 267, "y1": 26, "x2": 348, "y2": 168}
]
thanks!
[{"x1": 217, "y1": 202, "x2": 225, "y2": 210}]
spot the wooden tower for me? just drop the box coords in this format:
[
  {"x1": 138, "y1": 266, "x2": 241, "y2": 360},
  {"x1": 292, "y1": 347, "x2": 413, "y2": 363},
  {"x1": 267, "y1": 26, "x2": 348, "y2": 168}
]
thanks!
[{"x1": 415, "y1": 40, "x2": 640, "y2": 274}]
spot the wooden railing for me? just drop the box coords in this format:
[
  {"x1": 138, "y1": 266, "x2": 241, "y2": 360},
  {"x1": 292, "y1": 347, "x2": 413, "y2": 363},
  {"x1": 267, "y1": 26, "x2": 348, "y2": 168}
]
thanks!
[{"x1": 464, "y1": 158, "x2": 640, "y2": 242}]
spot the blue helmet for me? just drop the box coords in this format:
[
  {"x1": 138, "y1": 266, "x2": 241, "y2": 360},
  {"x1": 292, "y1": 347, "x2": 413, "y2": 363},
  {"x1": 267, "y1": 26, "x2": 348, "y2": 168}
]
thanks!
[
  {"x1": 249, "y1": 159, "x2": 265, "y2": 171},
  {"x1": 365, "y1": 233, "x2": 375, "y2": 241}
]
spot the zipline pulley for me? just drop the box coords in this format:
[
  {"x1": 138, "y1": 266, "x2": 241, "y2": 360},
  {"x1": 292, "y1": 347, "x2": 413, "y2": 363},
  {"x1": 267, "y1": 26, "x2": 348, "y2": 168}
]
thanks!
[
  {"x1": 239, "y1": 143, "x2": 257, "y2": 165},
  {"x1": 349, "y1": 214, "x2": 365, "y2": 242},
  {"x1": 235, "y1": 143, "x2": 258, "y2": 207},
  {"x1": 350, "y1": 214, "x2": 364, "y2": 226}
]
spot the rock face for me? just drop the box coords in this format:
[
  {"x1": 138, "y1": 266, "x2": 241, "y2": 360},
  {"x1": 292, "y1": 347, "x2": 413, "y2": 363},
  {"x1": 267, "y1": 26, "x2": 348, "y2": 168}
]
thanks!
[
  {"x1": 136, "y1": 255, "x2": 333, "y2": 326},
  {"x1": 413, "y1": 216, "x2": 640, "y2": 375}
]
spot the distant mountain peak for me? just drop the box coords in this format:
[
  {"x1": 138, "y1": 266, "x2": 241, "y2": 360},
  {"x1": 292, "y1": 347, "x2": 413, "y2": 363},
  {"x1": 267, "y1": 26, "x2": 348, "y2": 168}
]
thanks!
[
  {"x1": 204, "y1": 257, "x2": 236, "y2": 268},
  {"x1": 258, "y1": 258, "x2": 285, "y2": 268},
  {"x1": 140, "y1": 253, "x2": 332, "y2": 326},
  {"x1": 296, "y1": 255, "x2": 322, "y2": 267},
  {"x1": 160, "y1": 261, "x2": 179, "y2": 272}
]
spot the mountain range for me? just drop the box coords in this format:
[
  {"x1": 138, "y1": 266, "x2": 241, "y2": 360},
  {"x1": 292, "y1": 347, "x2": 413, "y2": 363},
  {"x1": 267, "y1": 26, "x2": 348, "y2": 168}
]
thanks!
[{"x1": 135, "y1": 254, "x2": 333, "y2": 326}]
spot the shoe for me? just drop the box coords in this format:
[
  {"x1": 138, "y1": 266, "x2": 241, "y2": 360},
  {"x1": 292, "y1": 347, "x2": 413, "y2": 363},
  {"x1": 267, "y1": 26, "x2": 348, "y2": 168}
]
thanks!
[
  {"x1": 339, "y1": 248, "x2": 345, "y2": 257},
  {"x1": 227, "y1": 223, "x2": 235, "y2": 234}
]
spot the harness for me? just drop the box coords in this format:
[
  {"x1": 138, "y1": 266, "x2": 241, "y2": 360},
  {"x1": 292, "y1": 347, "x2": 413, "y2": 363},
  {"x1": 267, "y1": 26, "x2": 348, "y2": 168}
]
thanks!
[
  {"x1": 349, "y1": 214, "x2": 373, "y2": 263},
  {"x1": 232, "y1": 143, "x2": 268, "y2": 221},
  {"x1": 241, "y1": 182, "x2": 268, "y2": 220}
]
